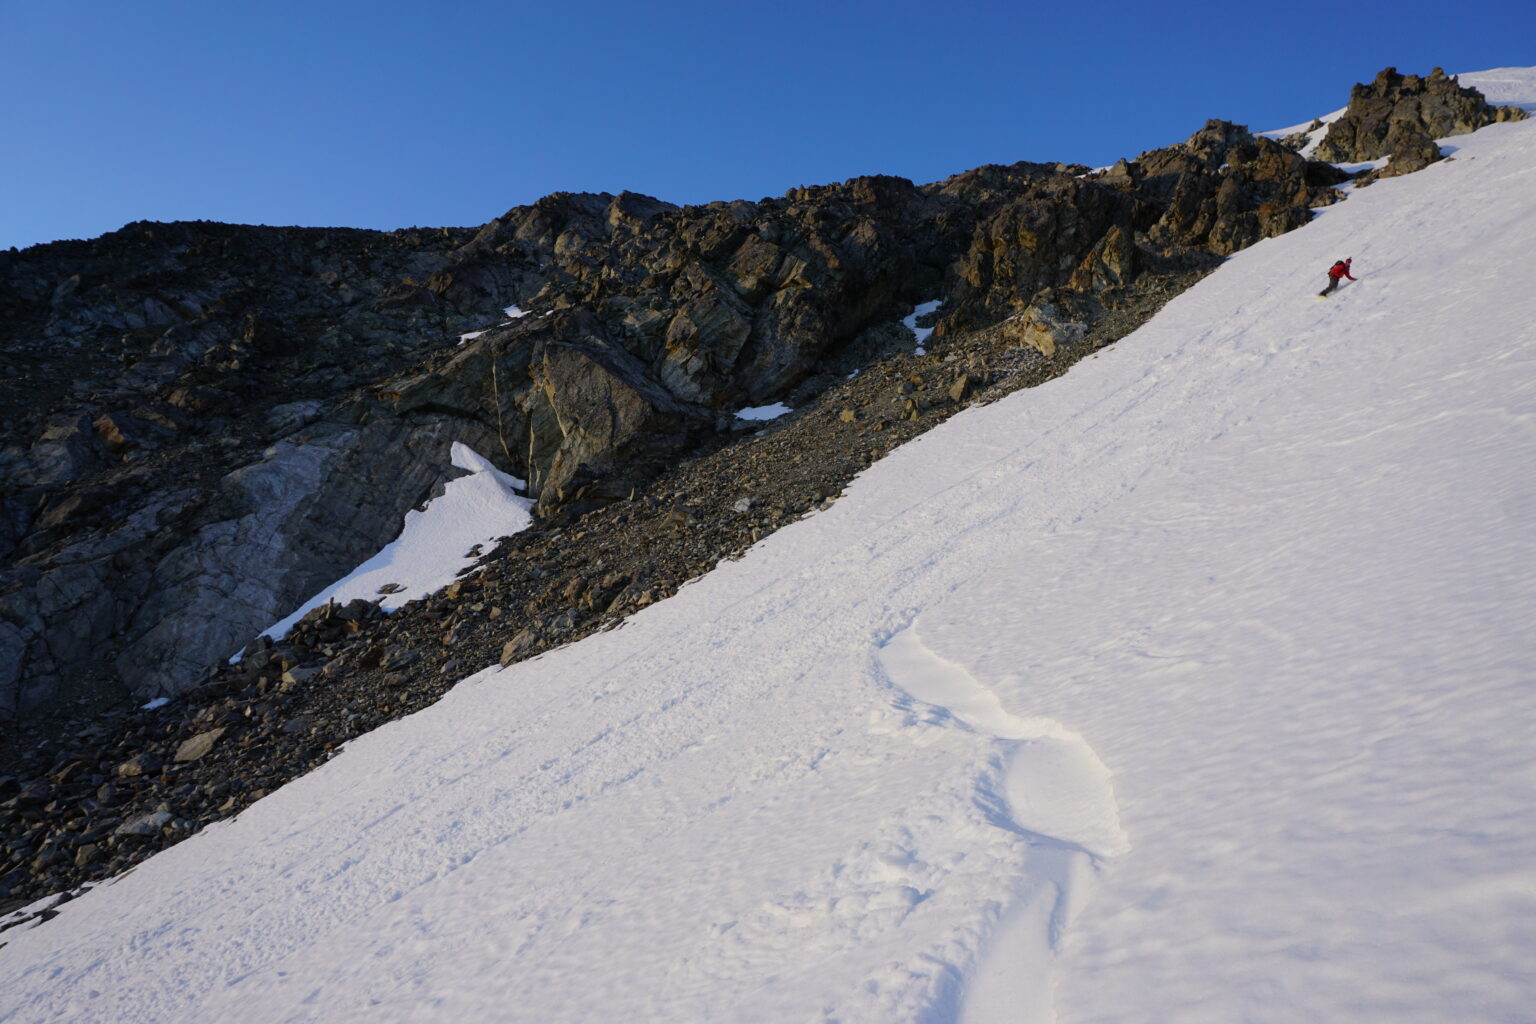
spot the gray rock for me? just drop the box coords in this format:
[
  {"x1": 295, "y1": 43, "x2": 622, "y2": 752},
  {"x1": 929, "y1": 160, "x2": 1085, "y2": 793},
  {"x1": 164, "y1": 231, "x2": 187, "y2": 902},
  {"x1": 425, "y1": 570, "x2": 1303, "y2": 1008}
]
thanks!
[
  {"x1": 264, "y1": 400, "x2": 326, "y2": 437},
  {"x1": 106, "y1": 416, "x2": 500, "y2": 702},
  {"x1": 999, "y1": 303, "x2": 1086, "y2": 358},
  {"x1": 379, "y1": 648, "x2": 421, "y2": 671},
  {"x1": 32, "y1": 848, "x2": 67, "y2": 872},
  {"x1": 1377, "y1": 125, "x2": 1443, "y2": 178},
  {"x1": 281, "y1": 665, "x2": 322, "y2": 686},
  {"x1": 19, "y1": 413, "x2": 102, "y2": 487},
  {"x1": 93, "y1": 411, "x2": 169, "y2": 452},
  {"x1": 113, "y1": 810, "x2": 173, "y2": 837},
  {"x1": 336, "y1": 598, "x2": 377, "y2": 622},
  {"x1": 501, "y1": 628, "x2": 538, "y2": 665}
]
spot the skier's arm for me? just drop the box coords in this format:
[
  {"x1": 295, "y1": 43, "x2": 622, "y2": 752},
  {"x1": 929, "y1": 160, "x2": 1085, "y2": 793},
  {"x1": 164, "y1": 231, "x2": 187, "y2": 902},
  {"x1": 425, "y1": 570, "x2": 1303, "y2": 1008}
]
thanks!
[{"x1": 1344, "y1": 268, "x2": 1357, "y2": 280}]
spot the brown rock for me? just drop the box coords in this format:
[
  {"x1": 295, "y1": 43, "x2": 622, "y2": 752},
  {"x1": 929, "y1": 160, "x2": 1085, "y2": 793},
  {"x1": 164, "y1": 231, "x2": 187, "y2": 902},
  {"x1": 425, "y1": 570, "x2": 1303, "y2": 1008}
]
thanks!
[
  {"x1": 114, "y1": 753, "x2": 162, "y2": 778},
  {"x1": 501, "y1": 628, "x2": 538, "y2": 665},
  {"x1": 174, "y1": 728, "x2": 226, "y2": 763},
  {"x1": 1315, "y1": 66, "x2": 1528, "y2": 165}
]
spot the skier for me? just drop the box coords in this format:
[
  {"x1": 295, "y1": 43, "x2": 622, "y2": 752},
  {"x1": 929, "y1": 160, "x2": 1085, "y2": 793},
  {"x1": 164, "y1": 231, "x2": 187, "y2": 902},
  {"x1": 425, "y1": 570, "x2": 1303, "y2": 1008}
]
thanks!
[{"x1": 1318, "y1": 257, "x2": 1356, "y2": 297}]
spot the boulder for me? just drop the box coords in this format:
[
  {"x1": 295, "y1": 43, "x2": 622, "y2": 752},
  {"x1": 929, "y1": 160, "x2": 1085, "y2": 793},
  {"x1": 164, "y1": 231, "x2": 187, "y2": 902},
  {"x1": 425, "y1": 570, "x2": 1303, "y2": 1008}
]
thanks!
[
  {"x1": 1377, "y1": 124, "x2": 1444, "y2": 178},
  {"x1": 113, "y1": 810, "x2": 173, "y2": 838},
  {"x1": 114, "y1": 754, "x2": 161, "y2": 778},
  {"x1": 998, "y1": 303, "x2": 1087, "y2": 358},
  {"x1": 520, "y1": 324, "x2": 692, "y2": 511},
  {"x1": 282, "y1": 665, "x2": 322, "y2": 686},
  {"x1": 174, "y1": 728, "x2": 225, "y2": 763}
]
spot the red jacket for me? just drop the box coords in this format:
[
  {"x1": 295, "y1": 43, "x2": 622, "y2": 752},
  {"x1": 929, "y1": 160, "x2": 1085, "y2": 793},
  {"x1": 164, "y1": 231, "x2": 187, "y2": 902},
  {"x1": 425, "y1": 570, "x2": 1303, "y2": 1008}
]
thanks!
[{"x1": 1329, "y1": 260, "x2": 1356, "y2": 281}]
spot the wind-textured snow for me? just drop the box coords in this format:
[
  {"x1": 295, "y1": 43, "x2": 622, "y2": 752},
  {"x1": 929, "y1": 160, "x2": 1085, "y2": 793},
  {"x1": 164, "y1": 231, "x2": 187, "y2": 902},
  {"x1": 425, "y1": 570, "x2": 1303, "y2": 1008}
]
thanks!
[
  {"x1": 260, "y1": 443, "x2": 531, "y2": 640},
  {"x1": 2, "y1": 71, "x2": 1534, "y2": 1024}
]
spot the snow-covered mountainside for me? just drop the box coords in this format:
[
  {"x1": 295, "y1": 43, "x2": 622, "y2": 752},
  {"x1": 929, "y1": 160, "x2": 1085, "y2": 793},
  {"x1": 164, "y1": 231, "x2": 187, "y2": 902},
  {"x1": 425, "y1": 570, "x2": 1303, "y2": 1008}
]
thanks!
[{"x1": 3, "y1": 69, "x2": 1534, "y2": 1023}]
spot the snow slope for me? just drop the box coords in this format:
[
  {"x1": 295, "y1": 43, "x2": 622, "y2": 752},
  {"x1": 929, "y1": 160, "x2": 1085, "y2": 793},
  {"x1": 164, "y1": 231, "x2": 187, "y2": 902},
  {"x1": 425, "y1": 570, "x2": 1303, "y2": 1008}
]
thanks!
[{"x1": 3, "y1": 74, "x2": 1534, "y2": 1024}]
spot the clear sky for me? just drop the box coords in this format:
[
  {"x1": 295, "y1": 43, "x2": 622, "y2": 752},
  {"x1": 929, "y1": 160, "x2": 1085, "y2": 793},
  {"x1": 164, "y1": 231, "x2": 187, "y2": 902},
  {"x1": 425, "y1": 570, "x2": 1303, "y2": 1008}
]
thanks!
[{"x1": 2, "y1": 0, "x2": 1532, "y2": 251}]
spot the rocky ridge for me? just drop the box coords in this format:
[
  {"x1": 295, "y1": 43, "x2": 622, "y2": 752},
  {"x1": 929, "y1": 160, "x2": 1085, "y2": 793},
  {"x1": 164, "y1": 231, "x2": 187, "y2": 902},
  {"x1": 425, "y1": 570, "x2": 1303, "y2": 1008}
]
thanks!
[
  {"x1": 1312, "y1": 66, "x2": 1526, "y2": 179},
  {"x1": 3, "y1": 115, "x2": 1349, "y2": 723},
  {"x1": 0, "y1": 67, "x2": 1504, "y2": 919}
]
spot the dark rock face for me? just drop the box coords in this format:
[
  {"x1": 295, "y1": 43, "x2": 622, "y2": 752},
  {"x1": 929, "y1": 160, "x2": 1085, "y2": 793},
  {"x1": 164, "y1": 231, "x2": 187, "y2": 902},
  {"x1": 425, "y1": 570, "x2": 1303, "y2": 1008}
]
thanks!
[
  {"x1": 1112, "y1": 119, "x2": 1351, "y2": 256},
  {"x1": 0, "y1": 101, "x2": 1360, "y2": 728},
  {"x1": 1314, "y1": 66, "x2": 1527, "y2": 177},
  {"x1": 0, "y1": 222, "x2": 516, "y2": 720},
  {"x1": 388, "y1": 309, "x2": 699, "y2": 514},
  {"x1": 456, "y1": 179, "x2": 950, "y2": 410}
]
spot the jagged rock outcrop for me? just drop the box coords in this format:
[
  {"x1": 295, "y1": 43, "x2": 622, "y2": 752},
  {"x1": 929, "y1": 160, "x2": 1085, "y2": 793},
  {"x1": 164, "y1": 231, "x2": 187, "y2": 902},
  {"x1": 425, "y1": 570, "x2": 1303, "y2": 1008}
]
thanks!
[
  {"x1": 455, "y1": 178, "x2": 952, "y2": 407},
  {"x1": 1103, "y1": 119, "x2": 1352, "y2": 256},
  {"x1": 2, "y1": 111, "x2": 1355, "y2": 723},
  {"x1": 386, "y1": 309, "x2": 700, "y2": 512},
  {"x1": 1314, "y1": 66, "x2": 1527, "y2": 177}
]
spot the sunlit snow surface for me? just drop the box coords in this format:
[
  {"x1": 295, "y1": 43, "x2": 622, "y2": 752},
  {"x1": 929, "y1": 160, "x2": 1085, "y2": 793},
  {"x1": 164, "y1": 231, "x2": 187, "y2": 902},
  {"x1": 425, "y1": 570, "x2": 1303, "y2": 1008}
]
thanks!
[
  {"x1": 3, "y1": 71, "x2": 1535, "y2": 1024},
  {"x1": 259, "y1": 443, "x2": 531, "y2": 640}
]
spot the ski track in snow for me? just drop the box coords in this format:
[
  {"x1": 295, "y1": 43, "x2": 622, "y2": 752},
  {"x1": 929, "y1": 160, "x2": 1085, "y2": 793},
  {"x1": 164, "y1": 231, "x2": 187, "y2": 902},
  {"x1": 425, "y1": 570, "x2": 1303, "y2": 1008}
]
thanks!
[
  {"x1": 3, "y1": 70, "x2": 1536, "y2": 1024},
  {"x1": 875, "y1": 626, "x2": 1127, "y2": 1023}
]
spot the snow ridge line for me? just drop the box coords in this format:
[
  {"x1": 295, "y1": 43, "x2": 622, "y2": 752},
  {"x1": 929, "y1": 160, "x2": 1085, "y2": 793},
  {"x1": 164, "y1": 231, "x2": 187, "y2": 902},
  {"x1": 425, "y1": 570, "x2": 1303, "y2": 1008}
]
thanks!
[{"x1": 875, "y1": 625, "x2": 1127, "y2": 1022}]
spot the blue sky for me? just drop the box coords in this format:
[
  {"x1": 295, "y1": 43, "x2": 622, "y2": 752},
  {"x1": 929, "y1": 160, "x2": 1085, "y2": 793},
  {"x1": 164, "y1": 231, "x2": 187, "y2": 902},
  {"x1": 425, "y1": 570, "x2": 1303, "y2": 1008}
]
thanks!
[{"x1": 2, "y1": 0, "x2": 1532, "y2": 250}]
